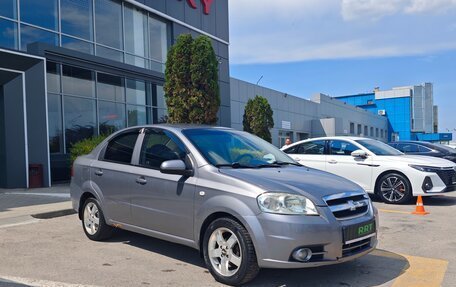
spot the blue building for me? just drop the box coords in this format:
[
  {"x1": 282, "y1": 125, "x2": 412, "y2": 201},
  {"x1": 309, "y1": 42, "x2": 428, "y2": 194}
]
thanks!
[{"x1": 335, "y1": 83, "x2": 452, "y2": 143}]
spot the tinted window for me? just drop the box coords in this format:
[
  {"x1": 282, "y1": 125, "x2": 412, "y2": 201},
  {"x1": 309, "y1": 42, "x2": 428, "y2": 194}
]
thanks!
[
  {"x1": 98, "y1": 101, "x2": 126, "y2": 134},
  {"x1": 140, "y1": 129, "x2": 186, "y2": 169},
  {"x1": 124, "y1": 4, "x2": 147, "y2": 57},
  {"x1": 356, "y1": 140, "x2": 402, "y2": 156},
  {"x1": 398, "y1": 144, "x2": 419, "y2": 153},
  {"x1": 295, "y1": 141, "x2": 326, "y2": 155},
  {"x1": 64, "y1": 96, "x2": 96, "y2": 150},
  {"x1": 0, "y1": 19, "x2": 17, "y2": 50},
  {"x1": 329, "y1": 140, "x2": 358, "y2": 155},
  {"x1": 0, "y1": 0, "x2": 17, "y2": 19},
  {"x1": 103, "y1": 132, "x2": 138, "y2": 164},
  {"x1": 62, "y1": 65, "x2": 95, "y2": 97},
  {"x1": 61, "y1": 0, "x2": 93, "y2": 40},
  {"x1": 62, "y1": 36, "x2": 94, "y2": 55},
  {"x1": 20, "y1": 0, "x2": 58, "y2": 30},
  {"x1": 21, "y1": 25, "x2": 58, "y2": 51},
  {"x1": 418, "y1": 145, "x2": 432, "y2": 152},
  {"x1": 95, "y1": 0, "x2": 123, "y2": 49},
  {"x1": 97, "y1": 73, "x2": 125, "y2": 102}
]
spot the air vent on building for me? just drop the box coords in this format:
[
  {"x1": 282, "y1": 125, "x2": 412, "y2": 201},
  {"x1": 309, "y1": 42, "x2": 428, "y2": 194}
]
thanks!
[{"x1": 378, "y1": 110, "x2": 386, "y2": 116}]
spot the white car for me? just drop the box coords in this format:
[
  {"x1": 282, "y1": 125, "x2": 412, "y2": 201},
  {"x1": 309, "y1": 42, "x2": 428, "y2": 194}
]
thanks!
[{"x1": 282, "y1": 137, "x2": 456, "y2": 204}]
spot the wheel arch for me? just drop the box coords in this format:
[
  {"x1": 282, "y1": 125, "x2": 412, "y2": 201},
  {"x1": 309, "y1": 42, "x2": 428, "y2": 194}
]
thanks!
[
  {"x1": 78, "y1": 191, "x2": 97, "y2": 220},
  {"x1": 374, "y1": 170, "x2": 412, "y2": 195}
]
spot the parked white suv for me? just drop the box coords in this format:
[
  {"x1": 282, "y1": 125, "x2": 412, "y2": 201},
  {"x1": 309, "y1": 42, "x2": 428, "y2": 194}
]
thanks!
[{"x1": 282, "y1": 137, "x2": 456, "y2": 204}]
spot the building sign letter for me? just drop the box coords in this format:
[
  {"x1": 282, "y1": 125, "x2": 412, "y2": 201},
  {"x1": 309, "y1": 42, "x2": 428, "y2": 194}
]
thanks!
[{"x1": 180, "y1": 0, "x2": 213, "y2": 15}]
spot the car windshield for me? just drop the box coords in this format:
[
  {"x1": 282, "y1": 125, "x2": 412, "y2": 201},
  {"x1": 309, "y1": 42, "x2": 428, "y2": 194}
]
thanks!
[
  {"x1": 432, "y1": 143, "x2": 456, "y2": 154},
  {"x1": 182, "y1": 129, "x2": 297, "y2": 168},
  {"x1": 355, "y1": 139, "x2": 403, "y2": 156}
]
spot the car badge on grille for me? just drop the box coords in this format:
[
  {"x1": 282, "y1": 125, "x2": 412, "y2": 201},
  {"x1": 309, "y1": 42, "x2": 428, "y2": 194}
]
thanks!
[{"x1": 347, "y1": 200, "x2": 364, "y2": 211}]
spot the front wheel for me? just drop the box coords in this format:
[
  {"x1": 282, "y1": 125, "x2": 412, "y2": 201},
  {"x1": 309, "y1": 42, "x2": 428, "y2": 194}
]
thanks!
[
  {"x1": 377, "y1": 173, "x2": 412, "y2": 204},
  {"x1": 203, "y1": 218, "x2": 259, "y2": 286},
  {"x1": 82, "y1": 197, "x2": 113, "y2": 241}
]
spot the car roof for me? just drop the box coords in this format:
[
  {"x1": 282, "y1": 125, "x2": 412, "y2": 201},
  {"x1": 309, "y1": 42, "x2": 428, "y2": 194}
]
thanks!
[
  {"x1": 389, "y1": 141, "x2": 434, "y2": 147},
  {"x1": 135, "y1": 124, "x2": 234, "y2": 132}
]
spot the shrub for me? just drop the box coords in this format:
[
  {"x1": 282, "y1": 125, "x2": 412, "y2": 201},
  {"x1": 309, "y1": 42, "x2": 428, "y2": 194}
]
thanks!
[
  {"x1": 243, "y1": 95, "x2": 274, "y2": 142},
  {"x1": 70, "y1": 135, "x2": 107, "y2": 164},
  {"x1": 164, "y1": 34, "x2": 220, "y2": 124}
]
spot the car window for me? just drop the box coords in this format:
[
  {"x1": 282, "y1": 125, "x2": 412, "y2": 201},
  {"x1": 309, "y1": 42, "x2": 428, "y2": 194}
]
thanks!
[
  {"x1": 418, "y1": 145, "x2": 432, "y2": 152},
  {"x1": 355, "y1": 140, "x2": 403, "y2": 156},
  {"x1": 103, "y1": 131, "x2": 139, "y2": 164},
  {"x1": 399, "y1": 144, "x2": 419, "y2": 153},
  {"x1": 294, "y1": 141, "x2": 326, "y2": 155},
  {"x1": 139, "y1": 129, "x2": 187, "y2": 169},
  {"x1": 329, "y1": 140, "x2": 358, "y2": 155}
]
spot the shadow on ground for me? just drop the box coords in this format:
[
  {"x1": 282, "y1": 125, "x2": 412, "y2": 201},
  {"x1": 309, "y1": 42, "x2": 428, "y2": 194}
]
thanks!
[
  {"x1": 369, "y1": 194, "x2": 456, "y2": 207},
  {"x1": 107, "y1": 230, "x2": 408, "y2": 287}
]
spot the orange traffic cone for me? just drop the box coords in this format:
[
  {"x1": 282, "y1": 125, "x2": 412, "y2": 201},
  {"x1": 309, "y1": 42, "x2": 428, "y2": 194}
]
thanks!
[{"x1": 412, "y1": 196, "x2": 429, "y2": 215}]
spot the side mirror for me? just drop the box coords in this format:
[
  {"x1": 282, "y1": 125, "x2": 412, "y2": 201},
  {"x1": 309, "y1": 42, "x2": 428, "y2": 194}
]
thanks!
[
  {"x1": 351, "y1": 149, "x2": 369, "y2": 159},
  {"x1": 160, "y1": 160, "x2": 192, "y2": 176}
]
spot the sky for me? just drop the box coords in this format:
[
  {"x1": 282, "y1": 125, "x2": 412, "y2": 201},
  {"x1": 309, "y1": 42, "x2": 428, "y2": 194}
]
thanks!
[{"x1": 228, "y1": 0, "x2": 456, "y2": 137}]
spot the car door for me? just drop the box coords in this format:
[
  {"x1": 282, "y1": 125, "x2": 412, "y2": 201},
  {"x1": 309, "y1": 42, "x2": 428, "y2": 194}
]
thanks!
[
  {"x1": 129, "y1": 128, "x2": 196, "y2": 240},
  {"x1": 90, "y1": 129, "x2": 142, "y2": 224},
  {"x1": 283, "y1": 140, "x2": 327, "y2": 171},
  {"x1": 325, "y1": 140, "x2": 373, "y2": 191}
]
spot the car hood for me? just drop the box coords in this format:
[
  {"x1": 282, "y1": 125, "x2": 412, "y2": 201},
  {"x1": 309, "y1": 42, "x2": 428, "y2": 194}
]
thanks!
[
  {"x1": 219, "y1": 166, "x2": 365, "y2": 206},
  {"x1": 378, "y1": 155, "x2": 456, "y2": 167}
]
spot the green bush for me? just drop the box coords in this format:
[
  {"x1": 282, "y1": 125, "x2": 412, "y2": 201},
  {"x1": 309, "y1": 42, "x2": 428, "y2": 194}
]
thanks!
[
  {"x1": 243, "y1": 95, "x2": 274, "y2": 142},
  {"x1": 164, "y1": 34, "x2": 220, "y2": 124},
  {"x1": 70, "y1": 135, "x2": 107, "y2": 164}
]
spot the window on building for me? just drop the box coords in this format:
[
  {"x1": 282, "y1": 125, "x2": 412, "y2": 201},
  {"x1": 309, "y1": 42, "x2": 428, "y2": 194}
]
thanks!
[
  {"x1": 126, "y1": 79, "x2": 147, "y2": 105},
  {"x1": 62, "y1": 65, "x2": 95, "y2": 97},
  {"x1": 364, "y1": 126, "x2": 368, "y2": 137},
  {"x1": 0, "y1": 0, "x2": 17, "y2": 19},
  {"x1": 0, "y1": 19, "x2": 17, "y2": 50},
  {"x1": 350, "y1": 122, "x2": 355, "y2": 135},
  {"x1": 96, "y1": 45, "x2": 124, "y2": 62},
  {"x1": 124, "y1": 4, "x2": 148, "y2": 59},
  {"x1": 103, "y1": 131, "x2": 138, "y2": 164},
  {"x1": 64, "y1": 96, "x2": 96, "y2": 151},
  {"x1": 61, "y1": 0, "x2": 93, "y2": 40},
  {"x1": 98, "y1": 101, "x2": 126, "y2": 134},
  {"x1": 47, "y1": 94, "x2": 63, "y2": 154},
  {"x1": 95, "y1": 0, "x2": 123, "y2": 49},
  {"x1": 127, "y1": 105, "x2": 148, "y2": 127},
  {"x1": 21, "y1": 25, "x2": 58, "y2": 51},
  {"x1": 97, "y1": 73, "x2": 125, "y2": 102},
  {"x1": 357, "y1": 124, "x2": 362, "y2": 136},
  {"x1": 46, "y1": 62, "x2": 60, "y2": 94},
  {"x1": 381, "y1": 129, "x2": 384, "y2": 138},
  {"x1": 376, "y1": 128, "x2": 379, "y2": 138},
  {"x1": 62, "y1": 36, "x2": 94, "y2": 55},
  {"x1": 149, "y1": 15, "x2": 168, "y2": 72},
  {"x1": 370, "y1": 127, "x2": 374, "y2": 137},
  {"x1": 20, "y1": 0, "x2": 58, "y2": 31}
]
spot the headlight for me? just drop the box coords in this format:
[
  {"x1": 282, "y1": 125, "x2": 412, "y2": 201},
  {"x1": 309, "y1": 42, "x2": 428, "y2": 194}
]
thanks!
[
  {"x1": 257, "y1": 193, "x2": 319, "y2": 215},
  {"x1": 409, "y1": 165, "x2": 439, "y2": 172}
]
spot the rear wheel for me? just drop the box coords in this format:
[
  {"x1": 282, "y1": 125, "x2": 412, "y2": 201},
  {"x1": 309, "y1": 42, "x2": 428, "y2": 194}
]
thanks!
[
  {"x1": 203, "y1": 218, "x2": 259, "y2": 286},
  {"x1": 82, "y1": 198, "x2": 113, "y2": 241},
  {"x1": 377, "y1": 173, "x2": 412, "y2": 204}
]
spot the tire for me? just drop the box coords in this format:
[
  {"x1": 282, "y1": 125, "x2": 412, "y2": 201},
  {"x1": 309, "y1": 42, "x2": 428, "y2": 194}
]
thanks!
[
  {"x1": 376, "y1": 172, "x2": 413, "y2": 204},
  {"x1": 203, "y1": 218, "x2": 259, "y2": 286},
  {"x1": 81, "y1": 197, "x2": 113, "y2": 241}
]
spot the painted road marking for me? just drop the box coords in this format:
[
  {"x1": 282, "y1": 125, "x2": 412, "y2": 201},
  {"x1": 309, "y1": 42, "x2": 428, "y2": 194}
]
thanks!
[
  {"x1": 0, "y1": 275, "x2": 100, "y2": 287},
  {"x1": 378, "y1": 208, "x2": 412, "y2": 214},
  {"x1": 392, "y1": 254, "x2": 448, "y2": 287}
]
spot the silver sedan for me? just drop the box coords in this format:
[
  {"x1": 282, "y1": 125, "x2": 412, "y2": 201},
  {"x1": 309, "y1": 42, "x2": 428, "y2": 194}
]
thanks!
[{"x1": 71, "y1": 125, "x2": 377, "y2": 286}]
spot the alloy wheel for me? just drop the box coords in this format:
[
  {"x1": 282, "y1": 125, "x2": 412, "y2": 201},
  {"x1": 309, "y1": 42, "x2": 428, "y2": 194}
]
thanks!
[
  {"x1": 380, "y1": 176, "x2": 406, "y2": 202},
  {"x1": 83, "y1": 202, "x2": 100, "y2": 235},
  {"x1": 208, "y1": 227, "x2": 243, "y2": 277}
]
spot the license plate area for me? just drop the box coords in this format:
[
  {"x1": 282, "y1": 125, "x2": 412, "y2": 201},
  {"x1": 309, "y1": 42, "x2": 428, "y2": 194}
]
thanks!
[{"x1": 343, "y1": 219, "x2": 376, "y2": 244}]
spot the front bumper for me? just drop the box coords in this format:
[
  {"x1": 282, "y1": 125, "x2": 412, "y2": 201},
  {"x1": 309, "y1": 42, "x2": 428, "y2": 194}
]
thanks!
[{"x1": 244, "y1": 206, "x2": 378, "y2": 269}]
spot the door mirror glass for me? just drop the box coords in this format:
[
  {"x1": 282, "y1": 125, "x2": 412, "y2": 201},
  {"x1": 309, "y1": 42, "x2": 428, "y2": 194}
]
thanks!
[
  {"x1": 160, "y1": 160, "x2": 192, "y2": 176},
  {"x1": 351, "y1": 149, "x2": 368, "y2": 158}
]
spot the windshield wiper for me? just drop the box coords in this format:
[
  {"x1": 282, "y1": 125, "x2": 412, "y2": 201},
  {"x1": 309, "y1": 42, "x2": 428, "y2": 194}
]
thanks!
[
  {"x1": 271, "y1": 161, "x2": 302, "y2": 166},
  {"x1": 215, "y1": 162, "x2": 254, "y2": 169}
]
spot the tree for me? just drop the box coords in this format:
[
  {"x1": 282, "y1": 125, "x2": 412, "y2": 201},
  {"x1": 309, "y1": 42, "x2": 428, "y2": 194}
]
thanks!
[
  {"x1": 243, "y1": 95, "x2": 274, "y2": 142},
  {"x1": 164, "y1": 34, "x2": 220, "y2": 124}
]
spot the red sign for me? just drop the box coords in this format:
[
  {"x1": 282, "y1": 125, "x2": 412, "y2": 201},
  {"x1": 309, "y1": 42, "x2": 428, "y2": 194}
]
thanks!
[{"x1": 182, "y1": 0, "x2": 214, "y2": 15}]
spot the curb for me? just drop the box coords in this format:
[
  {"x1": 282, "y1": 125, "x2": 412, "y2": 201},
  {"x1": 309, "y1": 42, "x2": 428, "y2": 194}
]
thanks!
[{"x1": 31, "y1": 209, "x2": 76, "y2": 220}]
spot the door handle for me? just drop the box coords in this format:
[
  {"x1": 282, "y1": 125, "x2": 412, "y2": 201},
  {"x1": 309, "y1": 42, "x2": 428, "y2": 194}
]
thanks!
[
  {"x1": 94, "y1": 169, "x2": 103, "y2": 176},
  {"x1": 328, "y1": 160, "x2": 338, "y2": 164},
  {"x1": 136, "y1": 176, "x2": 147, "y2": 185}
]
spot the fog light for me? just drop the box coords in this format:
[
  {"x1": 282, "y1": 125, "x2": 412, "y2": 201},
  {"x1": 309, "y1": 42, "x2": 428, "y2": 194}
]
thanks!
[
  {"x1": 422, "y1": 177, "x2": 433, "y2": 191},
  {"x1": 292, "y1": 248, "x2": 313, "y2": 262}
]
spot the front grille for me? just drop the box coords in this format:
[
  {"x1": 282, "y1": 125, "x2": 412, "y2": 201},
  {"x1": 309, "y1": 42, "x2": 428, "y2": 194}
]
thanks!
[
  {"x1": 436, "y1": 169, "x2": 456, "y2": 186},
  {"x1": 342, "y1": 238, "x2": 371, "y2": 257},
  {"x1": 323, "y1": 192, "x2": 370, "y2": 220}
]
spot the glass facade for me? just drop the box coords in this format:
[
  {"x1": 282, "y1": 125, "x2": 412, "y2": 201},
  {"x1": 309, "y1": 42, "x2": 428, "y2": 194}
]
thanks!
[
  {"x1": 0, "y1": 0, "x2": 169, "y2": 73},
  {"x1": 47, "y1": 62, "x2": 166, "y2": 155}
]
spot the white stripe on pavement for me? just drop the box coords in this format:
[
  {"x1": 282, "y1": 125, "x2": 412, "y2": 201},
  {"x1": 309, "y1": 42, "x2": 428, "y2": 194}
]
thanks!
[{"x1": 0, "y1": 275, "x2": 100, "y2": 287}]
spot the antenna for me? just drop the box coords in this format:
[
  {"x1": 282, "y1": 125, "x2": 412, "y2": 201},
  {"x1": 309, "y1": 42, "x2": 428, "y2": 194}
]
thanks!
[{"x1": 256, "y1": 75, "x2": 263, "y2": 86}]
